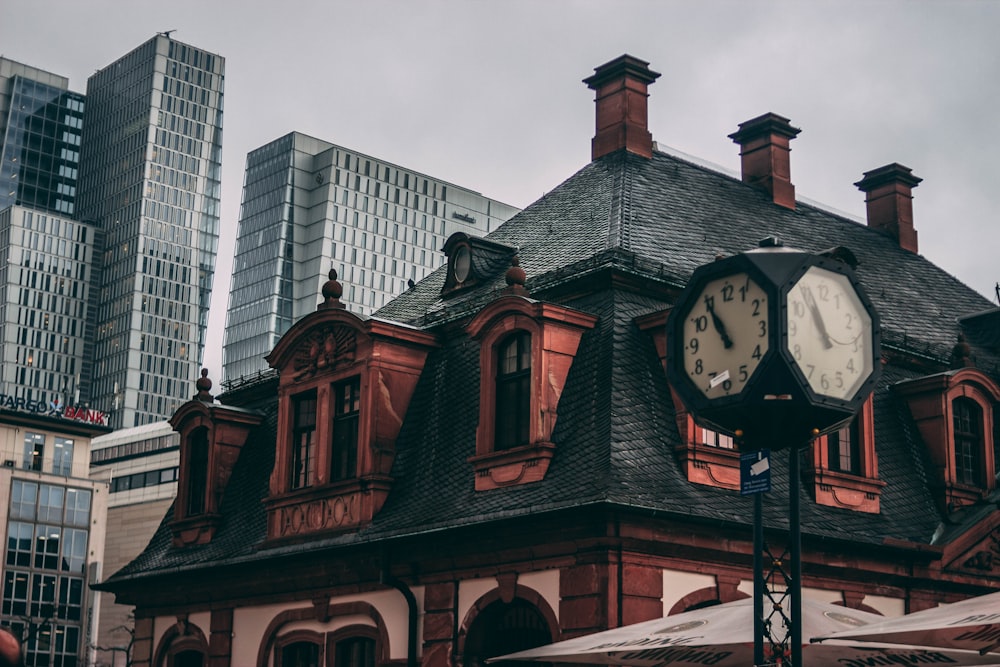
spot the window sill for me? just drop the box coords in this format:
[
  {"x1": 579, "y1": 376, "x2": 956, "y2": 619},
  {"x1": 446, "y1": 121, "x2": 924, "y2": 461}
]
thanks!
[
  {"x1": 674, "y1": 442, "x2": 741, "y2": 491},
  {"x1": 169, "y1": 513, "x2": 223, "y2": 547},
  {"x1": 263, "y1": 475, "x2": 393, "y2": 542},
  {"x1": 807, "y1": 468, "x2": 885, "y2": 514},
  {"x1": 469, "y1": 442, "x2": 556, "y2": 491}
]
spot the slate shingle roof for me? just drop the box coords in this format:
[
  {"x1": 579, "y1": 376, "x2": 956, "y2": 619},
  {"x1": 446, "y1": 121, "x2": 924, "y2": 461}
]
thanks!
[{"x1": 109, "y1": 146, "x2": 999, "y2": 584}]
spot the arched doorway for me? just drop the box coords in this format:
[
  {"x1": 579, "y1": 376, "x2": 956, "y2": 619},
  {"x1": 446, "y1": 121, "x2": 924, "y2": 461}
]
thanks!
[{"x1": 462, "y1": 598, "x2": 552, "y2": 667}]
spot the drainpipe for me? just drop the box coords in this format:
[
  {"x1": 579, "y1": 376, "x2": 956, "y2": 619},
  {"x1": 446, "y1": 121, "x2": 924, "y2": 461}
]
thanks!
[{"x1": 381, "y1": 563, "x2": 418, "y2": 667}]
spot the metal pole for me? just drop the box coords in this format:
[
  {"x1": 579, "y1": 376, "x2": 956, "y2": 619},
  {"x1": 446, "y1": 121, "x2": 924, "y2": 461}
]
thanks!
[
  {"x1": 753, "y1": 492, "x2": 763, "y2": 667},
  {"x1": 789, "y1": 445, "x2": 802, "y2": 667}
]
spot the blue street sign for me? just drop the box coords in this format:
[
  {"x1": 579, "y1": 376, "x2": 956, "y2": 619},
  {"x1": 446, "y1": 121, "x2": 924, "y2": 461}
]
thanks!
[{"x1": 741, "y1": 449, "x2": 771, "y2": 496}]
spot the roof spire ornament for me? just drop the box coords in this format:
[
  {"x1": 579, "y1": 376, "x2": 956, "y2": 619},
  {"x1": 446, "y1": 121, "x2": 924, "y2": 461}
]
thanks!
[
  {"x1": 319, "y1": 267, "x2": 345, "y2": 310},
  {"x1": 503, "y1": 255, "x2": 529, "y2": 297},
  {"x1": 951, "y1": 333, "x2": 975, "y2": 369},
  {"x1": 195, "y1": 368, "x2": 213, "y2": 402}
]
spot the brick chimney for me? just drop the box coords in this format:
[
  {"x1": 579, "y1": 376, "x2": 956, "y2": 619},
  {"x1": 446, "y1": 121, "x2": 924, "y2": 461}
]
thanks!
[
  {"x1": 854, "y1": 163, "x2": 922, "y2": 253},
  {"x1": 583, "y1": 55, "x2": 660, "y2": 160},
  {"x1": 728, "y1": 113, "x2": 801, "y2": 210}
]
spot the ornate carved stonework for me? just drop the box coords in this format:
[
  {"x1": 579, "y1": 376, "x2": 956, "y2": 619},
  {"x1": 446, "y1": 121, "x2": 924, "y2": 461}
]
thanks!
[
  {"x1": 961, "y1": 529, "x2": 1000, "y2": 572},
  {"x1": 292, "y1": 326, "x2": 357, "y2": 380},
  {"x1": 278, "y1": 493, "x2": 358, "y2": 537}
]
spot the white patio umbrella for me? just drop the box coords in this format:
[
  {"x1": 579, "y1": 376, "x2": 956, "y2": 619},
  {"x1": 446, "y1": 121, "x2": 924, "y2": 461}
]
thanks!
[
  {"x1": 490, "y1": 597, "x2": 1000, "y2": 667},
  {"x1": 814, "y1": 589, "x2": 1000, "y2": 655}
]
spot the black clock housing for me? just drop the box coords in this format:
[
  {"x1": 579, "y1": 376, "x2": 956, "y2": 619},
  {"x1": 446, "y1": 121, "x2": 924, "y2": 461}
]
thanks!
[{"x1": 666, "y1": 240, "x2": 881, "y2": 451}]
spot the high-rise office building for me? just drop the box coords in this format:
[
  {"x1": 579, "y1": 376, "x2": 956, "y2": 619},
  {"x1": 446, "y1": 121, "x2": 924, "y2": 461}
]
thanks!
[
  {"x1": 0, "y1": 58, "x2": 85, "y2": 217},
  {"x1": 78, "y1": 35, "x2": 225, "y2": 429},
  {"x1": 0, "y1": 59, "x2": 97, "y2": 414},
  {"x1": 222, "y1": 132, "x2": 520, "y2": 384}
]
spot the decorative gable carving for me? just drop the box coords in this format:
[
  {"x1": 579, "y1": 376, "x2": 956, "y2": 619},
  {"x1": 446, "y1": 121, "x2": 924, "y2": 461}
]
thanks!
[{"x1": 292, "y1": 325, "x2": 357, "y2": 380}]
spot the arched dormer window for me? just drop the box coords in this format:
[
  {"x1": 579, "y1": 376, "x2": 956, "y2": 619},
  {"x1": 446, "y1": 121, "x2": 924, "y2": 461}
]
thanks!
[
  {"x1": 895, "y1": 367, "x2": 1000, "y2": 512},
  {"x1": 169, "y1": 381, "x2": 262, "y2": 547},
  {"x1": 466, "y1": 296, "x2": 597, "y2": 491},
  {"x1": 263, "y1": 305, "x2": 435, "y2": 543},
  {"x1": 496, "y1": 331, "x2": 532, "y2": 451}
]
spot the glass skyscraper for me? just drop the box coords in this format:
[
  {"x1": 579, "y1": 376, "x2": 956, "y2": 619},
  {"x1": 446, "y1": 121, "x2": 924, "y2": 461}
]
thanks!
[
  {"x1": 222, "y1": 132, "x2": 520, "y2": 384},
  {"x1": 0, "y1": 60, "x2": 95, "y2": 413},
  {"x1": 0, "y1": 59, "x2": 85, "y2": 218},
  {"x1": 77, "y1": 35, "x2": 225, "y2": 428}
]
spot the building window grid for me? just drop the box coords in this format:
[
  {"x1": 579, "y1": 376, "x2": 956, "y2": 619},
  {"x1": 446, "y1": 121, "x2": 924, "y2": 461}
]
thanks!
[{"x1": 331, "y1": 377, "x2": 361, "y2": 483}]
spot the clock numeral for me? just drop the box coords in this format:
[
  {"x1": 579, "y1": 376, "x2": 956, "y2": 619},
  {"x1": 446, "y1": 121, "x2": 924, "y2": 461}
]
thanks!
[
  {"x1": 818, "y1": 283, "x2": 830, "y2": 302},
  {"x1": 834, "y1": 294, "x2": 841, "y2": 310},
  {"x1": 758, "y1": 320, "x2": 767, "y2": 337},
  {"x1": 852, "y1": 337, "x2": 862, "y2": 353},
  {"x1": 739, "y1": 365, "x2": 748, "y2": 382},
  {"x1": 721, "y1": 284, "x2": 734, "y2": 302},
  {"x1": 821, "y1": 374, "x2": 830, "y2": 390},
  {"x1": 792, "y1": 300, "x2": 805, "y2": 318},
  {"x1": 722, "y1": 379, "x2": 732, "y2": 392},
  {"x1": 792, "y1": 343, "x2": 802, "y2": 361},
  {"x1": 694, "y1": 359, "x2": 703, "y2": 375},
  {"x1": 752, "y1": 345, "x2": 762, "y2": 360},
  {"x1": 693, "y1": 315, "x2": 708, "y2": 332},
  {"x1": 844, "y1": 313, "x2": 854, "y2": 330},
  {"x1": 688, "y1": 337, "x2": 700, "y2": 354},
  {"x1": 752, "y1": 298, "x2": 762, "y2": 317},
  {"x1": 806, "y1": 364, "x2": 815, "y2": 379},
  {"x1": 703, "y1": 295, "x2": 715, "y2": 309},
  {"x1": 789, "y1": 320, "x2": 797, "y2": 337},
  {"x1": 835, "y1": 371, "x2": 844, "y2": 388},
  {"x1": 846, "y1": 358, "x2": 855, "y2": 373}
]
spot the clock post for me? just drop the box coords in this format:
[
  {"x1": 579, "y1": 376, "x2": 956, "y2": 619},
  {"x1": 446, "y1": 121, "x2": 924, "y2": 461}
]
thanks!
[{"x1": 666, "y1": 238, "x2": 881, "y2": 667}]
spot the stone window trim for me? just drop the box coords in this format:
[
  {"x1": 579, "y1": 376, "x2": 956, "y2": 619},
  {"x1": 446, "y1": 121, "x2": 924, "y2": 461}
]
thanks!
[
  {"x1": 894, "y1": 368, "x2": 1000, "y2": 512},
  {"x1": 256, "y1": 601, "x2": 389, "y2": 667},
  {"x1": 263, "y1": 308, "x2": 436, "y2": 541},
  {"x1": 168, "y1": 401, "x2": 263, "y2": 547},
  {"x1": 805, "y1": 395, "x2": 886, "y2": 514},
  {"x1": 275, "y1": 630, "x2": 324, "y2": 667},
  {"x1": 466, "y1": 296, "x2": 597, "y2": 491}
]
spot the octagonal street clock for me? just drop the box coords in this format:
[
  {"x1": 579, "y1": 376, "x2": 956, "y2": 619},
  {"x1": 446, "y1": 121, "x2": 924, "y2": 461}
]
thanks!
[{"x1": 666, "y1": 239, "x2": 881, "y2": 450}]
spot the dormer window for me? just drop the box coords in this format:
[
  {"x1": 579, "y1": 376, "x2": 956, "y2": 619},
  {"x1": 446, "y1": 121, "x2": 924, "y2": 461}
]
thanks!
[
  {"x1": 169, "y1": 371, "x2": 263, "y2": 546},
  {"x1": 263, "y1": 293, "x2": 435, "y2": 542},
  {"x1": 895, "y1": 367, "x2": 1000, "y2": 512},
  {"x1": 805, "y1": 397, "x2": 884, "y2": 514},
  {"x1": 441, "y1": 232, "x2": 516, "y2": 295},
  {"x1": 466, "y1": 296, "x2": 597, "y2": 491}
]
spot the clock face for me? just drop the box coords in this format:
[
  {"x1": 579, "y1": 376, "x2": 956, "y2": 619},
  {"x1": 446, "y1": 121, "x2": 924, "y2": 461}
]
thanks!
[
  {"x1": 786, "y1": 266, "x2": 873, "y2": 400},
  {"x1": 681, "y1": 272, "x2": 770, "y2": 399},
  {"x1": 452, "y1": 246, "x2": 471, "y2": 283}
]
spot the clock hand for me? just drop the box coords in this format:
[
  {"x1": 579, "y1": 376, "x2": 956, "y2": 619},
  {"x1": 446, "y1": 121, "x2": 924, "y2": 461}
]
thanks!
[
  {"x1": 704, "y1": 298, "x2": 734, "y2": 349},
  {"x1": 801, "y1": 286, "x2": 833, "y2": 350}
]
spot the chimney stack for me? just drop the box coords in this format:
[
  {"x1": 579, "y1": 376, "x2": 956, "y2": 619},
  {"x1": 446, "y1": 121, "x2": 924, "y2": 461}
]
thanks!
[
  {"x1": 584, "y1": 55, "x2": 660, "y2": 160},
  {"x1": 729, "y1": 113, "x2": 801, "y2": 210},
  {"x1": 854, "y1": 163, "x2": 922, "y2": 253}
]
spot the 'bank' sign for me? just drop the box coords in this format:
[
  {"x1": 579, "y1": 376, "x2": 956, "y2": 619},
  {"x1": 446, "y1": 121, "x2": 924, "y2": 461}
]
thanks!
[{"x1": 0, "y1": 394, "x2": 109, "y2": 426}]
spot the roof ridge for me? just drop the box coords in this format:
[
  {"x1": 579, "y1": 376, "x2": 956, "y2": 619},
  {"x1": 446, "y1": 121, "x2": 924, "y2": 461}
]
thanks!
[{"x1": 606, "y1": 154, "x2": 635, "y2": 252}]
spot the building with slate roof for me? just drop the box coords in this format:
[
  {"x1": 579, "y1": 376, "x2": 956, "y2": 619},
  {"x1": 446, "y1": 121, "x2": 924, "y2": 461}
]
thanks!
[{"x1": 94, "y1": 55, "x2": 1000, "y2": 667}]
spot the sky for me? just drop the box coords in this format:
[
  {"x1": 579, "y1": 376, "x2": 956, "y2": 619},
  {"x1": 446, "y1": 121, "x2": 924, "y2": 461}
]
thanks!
[{"x1": 3, "y1": 0, "x2": 998, "y2": 382}]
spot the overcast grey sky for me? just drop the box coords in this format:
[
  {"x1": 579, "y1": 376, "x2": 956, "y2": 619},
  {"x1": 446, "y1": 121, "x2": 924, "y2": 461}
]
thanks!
[{"x1": 4, "y1": 0, "x2": 998, "y2": 381}]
